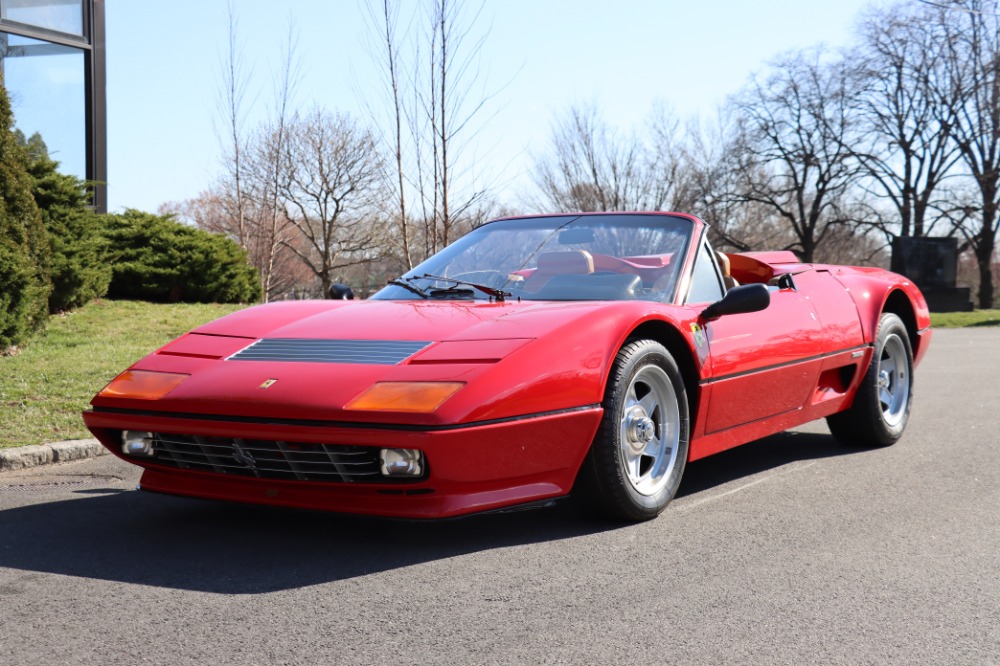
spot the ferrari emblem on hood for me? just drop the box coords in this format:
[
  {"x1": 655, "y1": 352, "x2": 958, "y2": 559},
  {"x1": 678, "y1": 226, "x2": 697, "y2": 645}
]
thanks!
[{"x1": 259, "y1": 379, "x2": 278, "y2": 389}]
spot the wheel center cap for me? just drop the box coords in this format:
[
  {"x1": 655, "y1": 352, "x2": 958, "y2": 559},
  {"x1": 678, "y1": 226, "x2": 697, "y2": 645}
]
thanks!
[
  {"x1": 878, "y1": 370, "x2": 890, "y2": 390},
  {"x1": 627, "y1": 410, "x2": 656, "y2": 451}
]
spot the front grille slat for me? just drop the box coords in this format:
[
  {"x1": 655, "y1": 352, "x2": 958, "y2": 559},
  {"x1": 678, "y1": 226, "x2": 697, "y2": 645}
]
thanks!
[
  {"x1": 158, "y1": 457, "x2": 379, "y2": 477},
  {"x1": 142, "y1": 433, "x2": 397, "y2": 483},
  {"x1": 276, "y1": 440, "x2": 308, "y2": 480},
  {"x1": 228, "y1": 339, "x2": 431, "y2": 365}
]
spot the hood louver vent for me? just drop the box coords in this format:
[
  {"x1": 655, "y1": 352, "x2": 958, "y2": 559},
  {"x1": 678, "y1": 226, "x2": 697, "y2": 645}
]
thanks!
[{"x1": 228, "y1": 339, "x2": 431, "y2": 365}]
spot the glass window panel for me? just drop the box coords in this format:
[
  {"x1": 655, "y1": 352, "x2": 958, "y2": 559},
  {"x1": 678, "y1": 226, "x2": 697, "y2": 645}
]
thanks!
[
  {"x1": 1, "y1": 0, "x2": 84, "y2": 37},
  {"x1": 686, "y1": 241, "x2": 725, "y2": 304},
  {"x1": 1, "y1": 34, "x2": 86, "y2": 179}
]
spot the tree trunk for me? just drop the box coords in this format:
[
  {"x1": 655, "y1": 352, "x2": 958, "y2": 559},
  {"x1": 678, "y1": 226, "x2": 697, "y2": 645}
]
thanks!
[
  {"x1": 799, "y1": 231, "x2": 815, "y2": 264},
  {"x1": 977, "y1": 185, "x2": 998, "y2": 309},
  {"x1": 975, "y1": 234, "x2": 996, "y2": 308}
]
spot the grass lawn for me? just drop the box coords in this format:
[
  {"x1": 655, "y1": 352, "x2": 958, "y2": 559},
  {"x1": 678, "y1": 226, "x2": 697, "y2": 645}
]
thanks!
[
  {"x1": 0, "y1": 300, "x2": 246, "y2": 449},
  {"x1": 930, "y1": 309, "x2": 1000, "y2": 328}
]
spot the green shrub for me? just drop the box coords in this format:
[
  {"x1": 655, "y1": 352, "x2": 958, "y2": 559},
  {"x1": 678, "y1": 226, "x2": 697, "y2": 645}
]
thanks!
[
  {"x1": 0, "y1": 82, "x2": 50, "y2": 350},
  {"x1": 104, "y1": 210, "x2": 261, "y2": 304},
  {"x1": 20, "y1": 132, "x2": 111, "y2": 312}
]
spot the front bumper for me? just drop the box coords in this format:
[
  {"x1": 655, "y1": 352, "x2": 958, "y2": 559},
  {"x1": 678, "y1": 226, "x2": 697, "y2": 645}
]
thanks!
[{"x1": 83, "y1": 407, "x2": 603, "y2": 519}]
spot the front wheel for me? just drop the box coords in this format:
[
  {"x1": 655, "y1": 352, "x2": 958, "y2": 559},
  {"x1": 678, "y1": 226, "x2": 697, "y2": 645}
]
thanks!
[
  {"x1": 827, "y1": 312, "x2": 914, "y2": 447},
  {"x1": 578, "y1": 339, "x2": 690, "y2": 521}
]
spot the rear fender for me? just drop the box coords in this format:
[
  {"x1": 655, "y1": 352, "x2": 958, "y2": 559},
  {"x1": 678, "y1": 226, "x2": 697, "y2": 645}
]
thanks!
[{"x1": 829, "y1": 267, "x2": 931, "y2": 365}]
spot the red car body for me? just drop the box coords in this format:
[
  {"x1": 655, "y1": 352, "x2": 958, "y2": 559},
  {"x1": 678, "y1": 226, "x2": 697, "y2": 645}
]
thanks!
[{"x1": 83, "y1": 213, "x2": 931, "y2": 520}]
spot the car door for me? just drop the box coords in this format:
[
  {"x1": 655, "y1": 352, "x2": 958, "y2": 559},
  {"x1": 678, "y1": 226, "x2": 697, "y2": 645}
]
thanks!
[{"x1": 684, "y1": 241, "x2": 824, "y2": 433}]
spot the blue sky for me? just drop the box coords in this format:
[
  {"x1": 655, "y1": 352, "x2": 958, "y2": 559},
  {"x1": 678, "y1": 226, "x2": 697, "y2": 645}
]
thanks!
[{"x1": 105, "y1": 0, "x2": 878, "y2": 214}]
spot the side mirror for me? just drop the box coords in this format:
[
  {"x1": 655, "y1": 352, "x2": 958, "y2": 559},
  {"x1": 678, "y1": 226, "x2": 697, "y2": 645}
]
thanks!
[
  {"x1": 330, "y1": 283, "x2": 355, "y2": 300},
  {"x1": 700, "y1": 283, "x2": 769, "y2": 321}
]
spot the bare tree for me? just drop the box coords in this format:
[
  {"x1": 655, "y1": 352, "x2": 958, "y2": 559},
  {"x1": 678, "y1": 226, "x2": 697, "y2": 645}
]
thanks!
[
  {"x1": 206, "y1": 7, "x2": 303, "y2": 301},
  {"x1": 850, "y1": 2, "x2": 962, "y2": 241},
  {"x1": 683, "y1": 114, "x2": 795, "y2": 253},
  {"x1": 251, "y1": 22, "x2": 300, "y2": 301},
  {"x1": 416, "y1": 0, "x2": 498, "y2": 253},
  {"x1": 940, "y1": 0, "x2": 1000, "y2": 308},
  {"x1": 730, "y1": 49, "x2": 862, "y2": 262},
  {"x1": 361, "y1": 0, "x2": 414, "y2": 269},
  {"x1": 363, "y1": 0, "x2": 497, "y2": 263},
  {"x1": 648, "y1": 102, "x2": 699, "y2": 210},
  {"x1": 531, "y1": 103, "x2": 690, "y2": 213},
  {"x1": 215, "y1": 1, "x2": 253, "y2": 251},
  {"x1": 276, "y1": 109, "x2": 387, "y2": 296}
]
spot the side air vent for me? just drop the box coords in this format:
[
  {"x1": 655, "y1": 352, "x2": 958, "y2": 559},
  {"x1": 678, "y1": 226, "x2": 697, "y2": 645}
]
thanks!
[{"x1": 229, "y1": 339, "x2": 430, "y2": 365}]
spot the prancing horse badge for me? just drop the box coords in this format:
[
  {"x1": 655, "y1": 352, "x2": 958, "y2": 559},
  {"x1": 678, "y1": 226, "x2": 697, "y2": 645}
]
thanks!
[{"x1": 259, "y1": 379, "x2": 278, "y2": 389}]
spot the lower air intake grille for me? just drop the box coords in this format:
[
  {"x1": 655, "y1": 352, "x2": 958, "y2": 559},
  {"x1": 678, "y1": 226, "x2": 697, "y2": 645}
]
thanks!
[{"x1": 144, "y1": 433, "x2": 399, "y2": 483}]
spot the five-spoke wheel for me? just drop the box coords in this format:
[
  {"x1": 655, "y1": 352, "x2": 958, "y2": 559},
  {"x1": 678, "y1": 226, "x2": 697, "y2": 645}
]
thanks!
[
  {"x1": 578, "y1": 339, "x2": 689, "y2": 521},
  {"x1": 618, "y1": 364, "x2": 681, "y2": 498},
  {"x1": 828, "y1": 312, "x2": 914, "y2": 447},
  {"x1": 877, "y1": 331, "x2": 910, "y2": 428}
]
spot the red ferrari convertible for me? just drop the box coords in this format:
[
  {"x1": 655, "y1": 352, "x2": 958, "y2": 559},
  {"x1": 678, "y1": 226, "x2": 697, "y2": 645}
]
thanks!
[{"x1": 83, "y1": 213, "x2": 931, "y2": 521}]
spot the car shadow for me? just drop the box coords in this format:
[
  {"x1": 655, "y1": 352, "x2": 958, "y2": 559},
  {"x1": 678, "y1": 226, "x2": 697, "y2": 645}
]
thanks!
[
  {"x1": 677, "y1": 429, "x2": 849, "y2": 498},
  {"x1": 0, "y1": 429, "x2": 858, "y2": 594}
]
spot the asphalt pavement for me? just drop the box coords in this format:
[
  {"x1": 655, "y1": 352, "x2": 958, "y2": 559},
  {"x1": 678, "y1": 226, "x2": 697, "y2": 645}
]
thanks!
[{"x1": 0, "y1": 328, "x2": 998, "y2": 665}]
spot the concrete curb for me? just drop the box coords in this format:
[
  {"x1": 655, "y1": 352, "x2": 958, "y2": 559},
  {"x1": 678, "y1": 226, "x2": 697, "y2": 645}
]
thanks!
[{"x1": 0, "y1": 439, "x2": 107, "y2": 472}]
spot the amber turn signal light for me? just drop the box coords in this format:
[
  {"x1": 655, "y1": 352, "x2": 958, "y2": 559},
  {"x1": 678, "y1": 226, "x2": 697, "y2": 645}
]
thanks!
[
  {"x1": 347, "y1": 381, "x2": 464, "y2": 413},
  {"x1": 98, "y1": 370, "x2": 189, "y2": 400}
]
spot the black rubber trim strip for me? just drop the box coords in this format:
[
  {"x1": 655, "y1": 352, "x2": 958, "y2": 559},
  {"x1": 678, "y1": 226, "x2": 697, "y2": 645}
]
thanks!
[
  {"x1": 88, "y1": 403, "x2": 602, "y2": 433},
  {"x1": 699, "y1": 343, "x2": 872, "y2": 385}
]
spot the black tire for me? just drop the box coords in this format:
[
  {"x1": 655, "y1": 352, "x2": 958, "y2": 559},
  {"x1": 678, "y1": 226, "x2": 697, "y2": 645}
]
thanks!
[
  {"x1": 827, "y1": 312, "x2": 914, "y2": 448},
  {"x1": 578, "y1": 339, "x2": 690, "y2": 521}
]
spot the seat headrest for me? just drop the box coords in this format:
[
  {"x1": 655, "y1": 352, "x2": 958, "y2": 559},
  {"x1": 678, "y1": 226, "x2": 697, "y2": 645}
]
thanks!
[
  {"x1": 536, "y1": 250, "x2": 595, "y2": 274},
  {"x1": 715, "y1": 251, "x2": 731, "y2": 277}
]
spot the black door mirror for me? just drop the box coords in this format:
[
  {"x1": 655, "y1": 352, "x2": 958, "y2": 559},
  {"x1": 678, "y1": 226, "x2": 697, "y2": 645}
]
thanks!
[
  {"x1": 700, "y1": 283, "x2": 769, "y2": 321},
  {"x1": 330, "y1": 283, "x2": 355, "y2": 300}
]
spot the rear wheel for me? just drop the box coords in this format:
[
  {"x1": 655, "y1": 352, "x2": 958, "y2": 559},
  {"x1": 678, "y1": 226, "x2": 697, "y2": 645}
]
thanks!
[
  {"x1": 579, "y1": 339, "x2": 689, "y2": 521},
  {"x1": 827, "y1": 312, "x2": 913, "y2": 447}
]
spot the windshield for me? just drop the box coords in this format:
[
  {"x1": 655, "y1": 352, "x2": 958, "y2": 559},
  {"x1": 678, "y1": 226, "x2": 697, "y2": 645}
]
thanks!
[{"x1": 373, "y1": 214, "x2": 694, "y2": 302}]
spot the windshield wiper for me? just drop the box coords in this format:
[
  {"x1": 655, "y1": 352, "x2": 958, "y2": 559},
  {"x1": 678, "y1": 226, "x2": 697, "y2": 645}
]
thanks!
[
  {"x1": 428, "y1": 285, "x2": 477, "y2": 300},
  {"x1": 387, "y1": 277, "x2": 429, "y2": 299},
  {"x1": 418, "y1": 273, "x2": 512, "y2": 302}
]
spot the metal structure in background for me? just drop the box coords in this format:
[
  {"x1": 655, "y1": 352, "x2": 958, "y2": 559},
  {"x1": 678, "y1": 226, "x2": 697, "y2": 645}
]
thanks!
[
  {"x1": 0, "y1": 0, "x2": 105, "y2": 212},
  {"x1": 891, "y1": 236, "x2": 973, "y2": 312}
]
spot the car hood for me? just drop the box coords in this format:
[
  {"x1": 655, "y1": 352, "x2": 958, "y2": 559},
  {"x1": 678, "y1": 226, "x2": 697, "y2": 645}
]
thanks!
[
  {"x1": 92, "y1": 299, "x2": 673, "y2": 425},
  {"x1": 192, "y1": 298, "x2": 607, "y2": 341}
]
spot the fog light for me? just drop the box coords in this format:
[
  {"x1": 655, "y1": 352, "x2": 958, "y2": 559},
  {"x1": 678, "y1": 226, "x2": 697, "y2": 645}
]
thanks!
[
  {"x1": 121, "y1": 431, "x2": 155, "y2": 457},
  {"x1": 379, "y1": 448, "x2": 424, "y2": 477}
]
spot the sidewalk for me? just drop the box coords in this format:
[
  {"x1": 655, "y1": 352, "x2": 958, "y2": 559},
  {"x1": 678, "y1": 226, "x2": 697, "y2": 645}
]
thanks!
[{"x1": 0, "y1": 439, "x2": 106, "y2": 472}]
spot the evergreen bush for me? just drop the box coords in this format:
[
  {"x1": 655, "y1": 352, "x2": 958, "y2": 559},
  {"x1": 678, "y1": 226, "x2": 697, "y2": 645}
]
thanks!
[
  {"x1": 20, "y1": 131, "x2": 111, "y2": 312},
  {"x1": 104, "y1": 210, "x2": 261, "y2": 304},
  {"x1": 0, "y1": 82, "x2": 50, "y2": 350}
]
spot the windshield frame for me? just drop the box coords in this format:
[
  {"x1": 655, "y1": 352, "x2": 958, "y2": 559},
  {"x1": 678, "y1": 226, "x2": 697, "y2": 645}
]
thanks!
[{"x1": 373, "y1": 213, "x2": 699, "y2": 304}]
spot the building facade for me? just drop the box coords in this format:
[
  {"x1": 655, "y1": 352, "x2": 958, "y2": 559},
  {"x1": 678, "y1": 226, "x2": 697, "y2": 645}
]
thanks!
[{"x1": 0, "y1": 0, "x2": 105, "y2": 211}]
